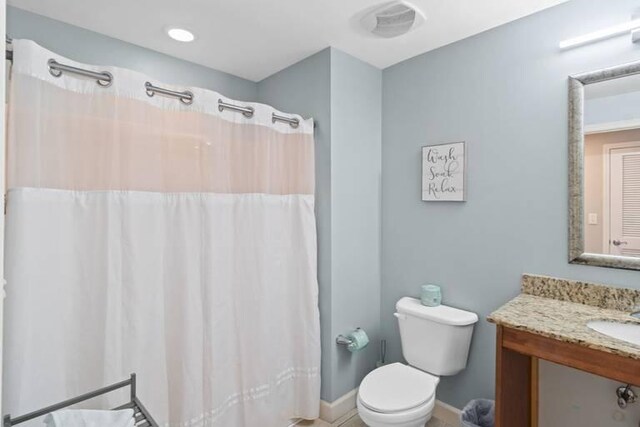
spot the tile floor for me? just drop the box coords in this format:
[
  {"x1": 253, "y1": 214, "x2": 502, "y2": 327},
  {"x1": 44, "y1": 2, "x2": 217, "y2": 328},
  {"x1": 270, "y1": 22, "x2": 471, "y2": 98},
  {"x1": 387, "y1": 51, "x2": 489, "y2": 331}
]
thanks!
[{"x1": 297, "y1": 410, "x2": 454, "y2": 427}]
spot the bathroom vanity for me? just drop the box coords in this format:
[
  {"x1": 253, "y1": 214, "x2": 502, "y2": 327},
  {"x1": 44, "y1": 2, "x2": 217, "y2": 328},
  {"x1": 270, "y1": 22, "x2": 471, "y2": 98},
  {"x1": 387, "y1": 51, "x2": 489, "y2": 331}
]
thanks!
[{"x1": 489, "y1": 274, "x2": 640, "y2": 427}]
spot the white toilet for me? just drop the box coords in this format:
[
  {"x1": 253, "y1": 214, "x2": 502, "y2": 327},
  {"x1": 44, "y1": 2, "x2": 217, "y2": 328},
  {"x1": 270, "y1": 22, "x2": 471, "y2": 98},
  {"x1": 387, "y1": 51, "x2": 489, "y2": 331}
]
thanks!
[{"x1": 357, "y1": 297, "x2": 478, "y2": 427}]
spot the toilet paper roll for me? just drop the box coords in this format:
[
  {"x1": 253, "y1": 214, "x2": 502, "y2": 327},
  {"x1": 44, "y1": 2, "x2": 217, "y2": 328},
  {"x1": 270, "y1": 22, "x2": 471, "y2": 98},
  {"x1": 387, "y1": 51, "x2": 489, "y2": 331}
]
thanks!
[{"x1": 347, "y1": 328, "x2": 369, "y2": 352}]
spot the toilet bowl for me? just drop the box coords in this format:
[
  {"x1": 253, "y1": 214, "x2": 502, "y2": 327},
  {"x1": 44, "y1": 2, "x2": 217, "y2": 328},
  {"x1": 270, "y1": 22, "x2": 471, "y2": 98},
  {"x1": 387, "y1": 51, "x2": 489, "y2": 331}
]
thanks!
[
  {"x1": 356, "y1": 297, "x2": 478, "y2": 427},
  {"x1": 357, "y1": 363, "x2": 438, "y2": 427}
]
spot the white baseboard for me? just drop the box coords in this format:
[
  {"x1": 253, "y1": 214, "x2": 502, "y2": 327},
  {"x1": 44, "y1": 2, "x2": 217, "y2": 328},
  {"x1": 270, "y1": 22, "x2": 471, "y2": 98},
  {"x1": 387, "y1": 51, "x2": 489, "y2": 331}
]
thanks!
[
  {"x1": 319, "y1": 388, "x2": 358, "y2": 423},
  {"x1": 433, "y1": 400, "x2": 462, "y2": 427}
]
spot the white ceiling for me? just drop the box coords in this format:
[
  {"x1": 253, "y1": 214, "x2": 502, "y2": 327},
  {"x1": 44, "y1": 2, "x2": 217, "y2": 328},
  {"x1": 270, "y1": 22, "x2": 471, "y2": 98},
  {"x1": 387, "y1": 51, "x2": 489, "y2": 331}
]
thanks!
[{"x1": 9, "y1": 0, "x2": 568, "y2": 82}]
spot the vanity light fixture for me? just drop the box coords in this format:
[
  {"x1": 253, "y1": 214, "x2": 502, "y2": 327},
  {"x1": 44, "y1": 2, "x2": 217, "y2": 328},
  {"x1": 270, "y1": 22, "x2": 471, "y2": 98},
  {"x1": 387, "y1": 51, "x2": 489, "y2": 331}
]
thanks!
[
  {"x1": 167, "y1": 28, "x2": 195, "y2": 43},
  {"x1": 559, "y1": 18, "x2": 640, "y2": 49}
]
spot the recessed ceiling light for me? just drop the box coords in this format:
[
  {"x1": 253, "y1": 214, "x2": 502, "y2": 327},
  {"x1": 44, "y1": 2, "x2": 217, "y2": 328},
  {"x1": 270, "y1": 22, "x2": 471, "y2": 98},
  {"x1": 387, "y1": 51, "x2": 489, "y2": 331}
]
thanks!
[{"x1": 167, "y1": 28, "x2": 195, "y2": 42}]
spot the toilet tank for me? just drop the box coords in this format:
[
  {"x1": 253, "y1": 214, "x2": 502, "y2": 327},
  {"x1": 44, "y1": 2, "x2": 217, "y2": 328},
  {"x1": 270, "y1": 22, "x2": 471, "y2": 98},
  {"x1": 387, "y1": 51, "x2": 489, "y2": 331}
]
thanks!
[{"x1": 395, "y1": 297, "x2": 478, "y2": 376}]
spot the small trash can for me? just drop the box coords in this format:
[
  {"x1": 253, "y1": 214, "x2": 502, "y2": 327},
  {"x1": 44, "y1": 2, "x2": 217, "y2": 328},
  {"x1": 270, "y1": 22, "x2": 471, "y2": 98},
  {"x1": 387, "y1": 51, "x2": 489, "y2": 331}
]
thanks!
[{"x1": 460, "y1": 399, "x2": 495, "y2": 427}]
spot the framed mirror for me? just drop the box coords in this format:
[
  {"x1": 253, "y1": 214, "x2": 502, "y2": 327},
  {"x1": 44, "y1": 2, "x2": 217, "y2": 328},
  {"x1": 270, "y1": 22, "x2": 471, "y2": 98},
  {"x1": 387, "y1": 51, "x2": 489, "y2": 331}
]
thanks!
[{"x1": 569, "y1": 60, "x2": 640, "y2": 270}]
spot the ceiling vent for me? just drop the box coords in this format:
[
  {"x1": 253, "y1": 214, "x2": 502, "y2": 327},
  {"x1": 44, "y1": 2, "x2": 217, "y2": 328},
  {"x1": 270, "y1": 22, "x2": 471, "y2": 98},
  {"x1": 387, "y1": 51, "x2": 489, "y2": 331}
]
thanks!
[{"x1": 360, "y1": 1, "x2": 425, "y2": 39}]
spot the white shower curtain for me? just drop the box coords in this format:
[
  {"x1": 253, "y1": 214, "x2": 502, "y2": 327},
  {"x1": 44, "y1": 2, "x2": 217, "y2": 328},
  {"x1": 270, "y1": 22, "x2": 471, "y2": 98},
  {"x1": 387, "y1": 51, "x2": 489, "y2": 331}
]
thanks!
[{"x1": 3, "y1": 40, "x2": 321, "y2": 427}]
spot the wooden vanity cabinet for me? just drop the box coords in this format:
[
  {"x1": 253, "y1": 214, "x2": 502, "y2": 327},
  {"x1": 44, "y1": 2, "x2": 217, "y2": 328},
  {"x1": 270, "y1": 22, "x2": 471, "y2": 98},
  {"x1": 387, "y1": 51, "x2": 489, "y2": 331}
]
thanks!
[{"x1": 495, "y1": 325, "x2": 640, "y2": 427}]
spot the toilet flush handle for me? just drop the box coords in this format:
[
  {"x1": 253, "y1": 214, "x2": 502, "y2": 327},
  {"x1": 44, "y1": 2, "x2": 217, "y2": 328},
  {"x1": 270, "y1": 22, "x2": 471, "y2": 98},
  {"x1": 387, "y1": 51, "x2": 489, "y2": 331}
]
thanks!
[{"x1": 394, "y1": 312, "x2": 406, "y2": 320}]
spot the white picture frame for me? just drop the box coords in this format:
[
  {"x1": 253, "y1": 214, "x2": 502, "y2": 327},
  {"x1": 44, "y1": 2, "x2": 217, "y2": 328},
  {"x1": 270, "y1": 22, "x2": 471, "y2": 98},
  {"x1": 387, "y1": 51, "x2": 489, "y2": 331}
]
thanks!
[{"x1": 422, "y1": 141, "x2": 466, "y2": 202}]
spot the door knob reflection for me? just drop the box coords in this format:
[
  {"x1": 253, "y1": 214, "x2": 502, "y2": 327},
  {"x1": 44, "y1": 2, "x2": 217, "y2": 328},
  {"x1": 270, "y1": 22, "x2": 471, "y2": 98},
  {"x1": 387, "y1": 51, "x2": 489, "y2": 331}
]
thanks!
[{"x1": 612, "y1": 240, "x2": 629, "y2": 246}]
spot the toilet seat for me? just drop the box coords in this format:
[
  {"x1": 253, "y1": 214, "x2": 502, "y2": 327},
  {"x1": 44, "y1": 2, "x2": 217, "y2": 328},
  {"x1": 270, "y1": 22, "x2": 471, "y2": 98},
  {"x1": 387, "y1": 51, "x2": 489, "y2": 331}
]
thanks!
[
  {"x1": 358, "y1": 363, "x2": 438, "y2": 413},
  {"x1": 357, "y1": 394, "x2": 435, "y2": 427}
]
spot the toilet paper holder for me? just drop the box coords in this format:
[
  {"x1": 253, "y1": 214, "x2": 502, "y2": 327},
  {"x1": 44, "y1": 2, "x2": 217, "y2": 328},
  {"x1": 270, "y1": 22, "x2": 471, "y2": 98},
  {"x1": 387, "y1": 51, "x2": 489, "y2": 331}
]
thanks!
[{"x1": 336, "y1": 327, "x2": 363, "y2": 346}]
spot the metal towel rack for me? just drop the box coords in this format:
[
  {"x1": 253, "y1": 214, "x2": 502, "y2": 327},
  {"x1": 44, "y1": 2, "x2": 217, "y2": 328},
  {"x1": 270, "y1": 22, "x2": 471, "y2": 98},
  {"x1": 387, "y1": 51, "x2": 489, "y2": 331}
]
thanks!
[{"x1": 3, "y1": 374, "x2": 158, "y2": 427}]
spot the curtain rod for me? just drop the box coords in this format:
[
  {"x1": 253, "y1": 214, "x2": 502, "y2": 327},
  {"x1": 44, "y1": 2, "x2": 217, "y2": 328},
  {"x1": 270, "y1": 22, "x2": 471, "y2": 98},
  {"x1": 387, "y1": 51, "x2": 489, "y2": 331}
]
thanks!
[{"x1": 4, "y1": 38, "x2": 313, "y2": 129}]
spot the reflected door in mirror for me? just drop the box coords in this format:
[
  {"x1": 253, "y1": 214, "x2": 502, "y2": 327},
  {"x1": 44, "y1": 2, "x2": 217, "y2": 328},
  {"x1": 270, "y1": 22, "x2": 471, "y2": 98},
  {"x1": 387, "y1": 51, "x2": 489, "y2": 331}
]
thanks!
[
  {"x1": 608, "y1": 146, "x2": 640, "y2": 257},
  {"x1": 581, "y1": 73, "x2": 640, "y2": 262}
]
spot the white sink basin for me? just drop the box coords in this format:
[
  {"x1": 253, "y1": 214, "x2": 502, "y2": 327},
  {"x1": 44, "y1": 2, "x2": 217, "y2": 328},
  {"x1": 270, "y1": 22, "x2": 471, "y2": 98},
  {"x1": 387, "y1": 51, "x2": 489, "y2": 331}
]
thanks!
[{"x1": 587, "y1": 320, "x2": 640, "y2": 347}]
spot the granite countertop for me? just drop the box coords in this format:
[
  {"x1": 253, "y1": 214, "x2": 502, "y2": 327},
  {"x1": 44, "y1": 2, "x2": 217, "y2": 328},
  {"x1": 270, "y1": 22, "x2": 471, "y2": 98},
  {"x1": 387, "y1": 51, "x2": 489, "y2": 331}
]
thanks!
[{"x1": 488, "y1": 274, "x2": 640, "y2": 360}]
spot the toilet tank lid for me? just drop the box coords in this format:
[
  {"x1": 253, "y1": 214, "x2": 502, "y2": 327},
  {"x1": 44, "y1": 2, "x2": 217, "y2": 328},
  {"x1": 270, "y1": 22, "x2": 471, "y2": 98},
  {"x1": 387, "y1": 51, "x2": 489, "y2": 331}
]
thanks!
[{"x1": 396, "y1": 297, "x2": 478, "y2": 326}]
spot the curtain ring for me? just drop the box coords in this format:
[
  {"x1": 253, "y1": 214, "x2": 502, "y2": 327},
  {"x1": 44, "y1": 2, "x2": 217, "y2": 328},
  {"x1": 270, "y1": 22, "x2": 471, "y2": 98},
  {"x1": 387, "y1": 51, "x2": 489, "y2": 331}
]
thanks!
[
  {"x1": 97, "y1": 72, "x2": 113, "y2": 88},
  {"x1": 145, "y1": 81, "x2": 155, "y2": 98},
  {"x1": 48, "y1": 58, "x2": 112, "y2": 87},
  {"x1": 218, "y1": 99, "x2": 254, "y2": 118},
  {"x1": 47, "y1": 59, "x2": 63, "y2": 78},
  {"x1": 181, "y1": 91, "x2": 194, "y2": 105},
  {"x1": 242, "y1": 106, "x2": 255, "y2": 118}
]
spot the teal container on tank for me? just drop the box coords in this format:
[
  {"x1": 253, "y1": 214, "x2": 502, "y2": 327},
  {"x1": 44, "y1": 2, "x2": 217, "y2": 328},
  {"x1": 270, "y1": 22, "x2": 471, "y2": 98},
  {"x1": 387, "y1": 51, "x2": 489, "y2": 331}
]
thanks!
[{"x1": 420, "y1": 284, "x2": 442, "y2": 307}]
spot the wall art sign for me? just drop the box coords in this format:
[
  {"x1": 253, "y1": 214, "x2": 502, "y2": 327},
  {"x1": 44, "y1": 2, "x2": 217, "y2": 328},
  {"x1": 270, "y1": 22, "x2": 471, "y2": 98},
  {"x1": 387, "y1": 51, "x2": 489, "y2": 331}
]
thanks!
[{"x1": 422, "y1": 141, "x2": 466, "y2": 202}]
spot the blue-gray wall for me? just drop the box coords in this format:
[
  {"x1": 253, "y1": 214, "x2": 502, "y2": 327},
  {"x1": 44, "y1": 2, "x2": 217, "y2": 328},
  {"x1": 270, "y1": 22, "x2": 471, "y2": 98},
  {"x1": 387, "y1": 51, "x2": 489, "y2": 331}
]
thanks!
[
  {"x1": 329, "y1": 49, "x2": 382, "y2": 401},
  {"x1": 382, "y1": 0, "x2": 640, "y2": 409},
  {"x1": 585, "y1": 90, "x2": 640, "y2": 125},
  {"x1": 7, "y1": 6, "x2": 257, "y2": 101},
  {"x1": 257, "y1": 49, "x2": 335, "y2": 400},
  {"x1": 258, "y1": 49, "x2": 382, "y2": 402}
]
